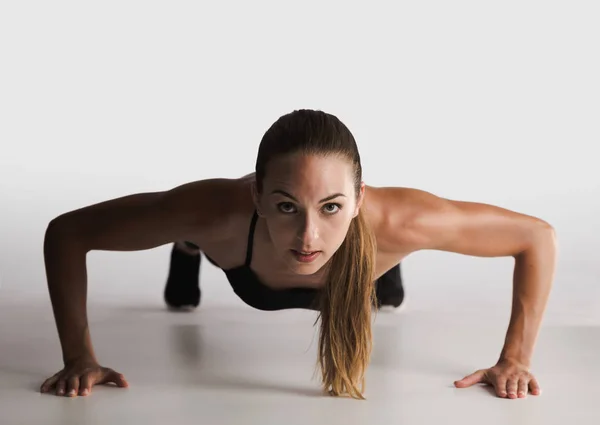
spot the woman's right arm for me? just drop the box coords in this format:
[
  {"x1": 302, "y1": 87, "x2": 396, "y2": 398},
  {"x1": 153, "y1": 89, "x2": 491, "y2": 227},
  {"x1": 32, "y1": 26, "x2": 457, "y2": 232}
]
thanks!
[{"x1": 41, "y1": 178, "x2": 234, "y2": 396}]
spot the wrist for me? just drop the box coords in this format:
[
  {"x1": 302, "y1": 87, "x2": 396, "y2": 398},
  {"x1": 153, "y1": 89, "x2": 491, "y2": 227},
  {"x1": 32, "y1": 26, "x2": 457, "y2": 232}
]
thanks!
[
  {"x1": 498, "y1": 354, "x2": 531, "y2": 369},
  {"x1": 63, "y1": 350, "x2": 97, "y2": 365}
]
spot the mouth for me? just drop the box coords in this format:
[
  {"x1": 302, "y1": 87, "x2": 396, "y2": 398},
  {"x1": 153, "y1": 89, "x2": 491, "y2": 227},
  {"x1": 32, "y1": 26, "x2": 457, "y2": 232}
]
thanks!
[{"x1": 290, "y1": 249, "x2": 321, "y2": 263}]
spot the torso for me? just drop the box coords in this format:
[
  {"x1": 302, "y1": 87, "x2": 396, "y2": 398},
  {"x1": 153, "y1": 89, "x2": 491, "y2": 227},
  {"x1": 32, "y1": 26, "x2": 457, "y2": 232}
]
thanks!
[{"x1": 193, "y1": 172, "x2": 418, "y2": 291}]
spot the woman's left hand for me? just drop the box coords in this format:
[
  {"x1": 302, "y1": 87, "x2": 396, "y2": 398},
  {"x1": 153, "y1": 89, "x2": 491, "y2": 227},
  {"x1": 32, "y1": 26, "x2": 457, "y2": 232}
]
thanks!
[{"x1": 453, "y1": 358, "x2": 542, "y2": 399}]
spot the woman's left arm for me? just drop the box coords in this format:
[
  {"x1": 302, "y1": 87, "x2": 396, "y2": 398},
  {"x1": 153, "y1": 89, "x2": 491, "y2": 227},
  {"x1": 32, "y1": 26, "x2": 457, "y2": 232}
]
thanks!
[{"x1": 385, "y1": 188, "x2": 558, "y2": 398}]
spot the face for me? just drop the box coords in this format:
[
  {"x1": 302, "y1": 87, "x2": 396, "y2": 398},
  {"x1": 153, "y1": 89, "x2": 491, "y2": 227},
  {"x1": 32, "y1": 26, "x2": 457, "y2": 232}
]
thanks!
[{"x1": 252, "y1": 153, "x2": 365, "y2": 275}]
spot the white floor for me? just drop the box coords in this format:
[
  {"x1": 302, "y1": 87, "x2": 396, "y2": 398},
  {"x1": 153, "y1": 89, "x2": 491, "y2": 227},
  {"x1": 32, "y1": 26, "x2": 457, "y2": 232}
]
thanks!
[{"x1": 2, "y1": 247, "x2": 600, "y2": 425}]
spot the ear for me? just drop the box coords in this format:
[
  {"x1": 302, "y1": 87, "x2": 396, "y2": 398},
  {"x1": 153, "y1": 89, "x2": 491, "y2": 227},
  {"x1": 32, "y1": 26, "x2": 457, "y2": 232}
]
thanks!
[
  {"x1": 251, "y1": 181, "x2": 264, "y2": 217},
  {"x1": 353, "y1": 181, "x2": 366, "y2": 218}
]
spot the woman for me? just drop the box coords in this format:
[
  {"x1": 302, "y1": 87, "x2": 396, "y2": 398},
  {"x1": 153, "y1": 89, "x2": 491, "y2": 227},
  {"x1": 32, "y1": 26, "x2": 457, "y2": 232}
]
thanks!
[{"x1": 40, "y1": 109, "x2": 555, "y2": 400}]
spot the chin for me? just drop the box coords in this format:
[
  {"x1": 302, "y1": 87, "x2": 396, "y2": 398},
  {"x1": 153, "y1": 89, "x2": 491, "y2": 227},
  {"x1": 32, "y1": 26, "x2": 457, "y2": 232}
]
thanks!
[{"x1": 290, "y1": 265, "x2": 320, "y2": 275}]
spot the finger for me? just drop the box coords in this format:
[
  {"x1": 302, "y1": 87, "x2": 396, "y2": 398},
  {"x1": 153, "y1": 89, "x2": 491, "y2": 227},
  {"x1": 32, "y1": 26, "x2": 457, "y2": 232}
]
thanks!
[
  {"x1": 529, "y1": 376, "x2": 542, "y2": 396},
  {"x1": 507, "y1": 378, "x2": 519, "y2": 399},
  {"x1": 55, "y1": 379, "x2": 66, "y2": 396},
  {"x1": 517, "y1": 378, "x2": 528, "y2": 398},
  {"x1": 495, "y1": 375, "x2": 508, "y2": 398},
  {"x1": 66, "y1": 375, "x2": 80, "y2": 397},
  {"x1": 99, "y1": 370, "x2": 129, "y2": 388},
  {"x1": 454, "y1": 370, "x2": 485, "y2": 388},
  {"x1": 79, "y1": 374, "x2": 94, "y2": 396},
  {"x1": 40, "y1": 373, "x2": 60, "y2": 393}
]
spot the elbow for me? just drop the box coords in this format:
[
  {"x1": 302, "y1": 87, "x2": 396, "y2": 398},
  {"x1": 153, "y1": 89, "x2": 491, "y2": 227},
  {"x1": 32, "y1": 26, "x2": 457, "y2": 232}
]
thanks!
[
  {"x1": 45, "y1": 215, "x2": 72, "y2": 239},
  {"x1": 44, "y1": 215, "x2": 87, "y2": 253},
  {"x1": 44, "y1": 217, "x2": 66, "y2": 251},
  {"x1": 532, "y1": 219, "x2": 556, "y2": 244},
  {"x1": 514, "y1": 221, "x2": 557, "y2": 260},
  {"x1": 538, "y1": 220, "x2": 557, "y2": 245}
]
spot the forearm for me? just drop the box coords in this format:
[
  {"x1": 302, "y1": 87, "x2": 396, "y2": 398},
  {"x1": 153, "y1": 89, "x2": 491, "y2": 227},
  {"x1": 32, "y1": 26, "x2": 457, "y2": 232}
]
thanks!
[
  {"x1": 44, "y1": 223, "x2": 97, "y2": 365},
  {"x1": 499, "y1": 229, "x2": 557, "y2": 367}
]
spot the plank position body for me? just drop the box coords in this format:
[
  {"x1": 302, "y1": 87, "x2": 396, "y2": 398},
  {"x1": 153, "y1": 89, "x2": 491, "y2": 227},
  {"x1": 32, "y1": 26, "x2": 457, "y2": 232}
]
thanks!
[{"x1": 40, "y1": 109, "x2": 556, "y2": 400}]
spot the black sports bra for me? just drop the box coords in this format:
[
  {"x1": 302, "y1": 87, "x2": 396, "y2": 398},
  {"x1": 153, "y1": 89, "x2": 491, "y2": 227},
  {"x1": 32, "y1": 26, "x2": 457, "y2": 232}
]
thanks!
[{"x1": 204, "y1": 210, "x2": 321, "y2": 311}]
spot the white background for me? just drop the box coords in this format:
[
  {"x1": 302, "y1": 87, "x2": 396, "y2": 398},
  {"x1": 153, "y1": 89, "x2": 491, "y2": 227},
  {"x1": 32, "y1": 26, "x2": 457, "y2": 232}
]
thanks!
[{"x1": 1, "y1": 1, "x2": 598, "y2": 315}]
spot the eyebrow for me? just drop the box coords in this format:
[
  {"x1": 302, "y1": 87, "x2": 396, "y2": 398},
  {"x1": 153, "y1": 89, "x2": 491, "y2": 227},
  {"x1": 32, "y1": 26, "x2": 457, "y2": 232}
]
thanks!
[{"x1": 270, "y1": 190, "x2": 346, "y2": 203}]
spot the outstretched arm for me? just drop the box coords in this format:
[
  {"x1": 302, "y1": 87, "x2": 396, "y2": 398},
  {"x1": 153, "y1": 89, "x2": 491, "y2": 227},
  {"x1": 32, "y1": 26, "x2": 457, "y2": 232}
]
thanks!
[
  {"x1": 381, "y1": 188, "x2": 557, "y2": 398},
  {"x1": 41, "y1": 178, "x2": 235, "y2": 396},
  {"x1": 415, "y1": 196, "x2": 556, "y2": 364}
]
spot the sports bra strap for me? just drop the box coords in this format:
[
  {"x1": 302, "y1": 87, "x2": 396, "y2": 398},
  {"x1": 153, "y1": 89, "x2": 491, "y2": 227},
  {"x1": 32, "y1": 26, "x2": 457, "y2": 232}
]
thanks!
[{"x1": 244, "y1": 210, "x2": 259, "y2": 266}]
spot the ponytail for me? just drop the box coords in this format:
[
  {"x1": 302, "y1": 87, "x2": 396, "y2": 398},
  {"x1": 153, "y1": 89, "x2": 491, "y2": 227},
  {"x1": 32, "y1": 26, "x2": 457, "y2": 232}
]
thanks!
[{"x1": 315, "y1": 208, "x2": 377, "y2": 399}]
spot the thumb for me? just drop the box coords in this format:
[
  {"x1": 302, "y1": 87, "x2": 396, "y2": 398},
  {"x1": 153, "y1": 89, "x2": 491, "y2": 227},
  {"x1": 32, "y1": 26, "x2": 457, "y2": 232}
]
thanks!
[
  {"x1": 110, "y1": 372, "x2": 129, "y2": 388},
  {"x1": 100, "y1": 370, "x2": 129, "y2": 388},
  {"x1": 454, "y1": 369, "x2": 486, "y2": 388}
]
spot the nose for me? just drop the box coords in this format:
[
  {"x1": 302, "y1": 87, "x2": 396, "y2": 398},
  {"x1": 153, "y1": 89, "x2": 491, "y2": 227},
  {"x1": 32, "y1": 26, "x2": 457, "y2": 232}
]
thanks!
[{"x1": 296, "y1": 214, "x2": 319, "y2": 248}]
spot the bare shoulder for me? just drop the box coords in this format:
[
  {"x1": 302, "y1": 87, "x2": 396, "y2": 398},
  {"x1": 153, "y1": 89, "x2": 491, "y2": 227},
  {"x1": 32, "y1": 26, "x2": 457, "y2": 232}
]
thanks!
[
  {"x1": 162, "y1": 177, "x2": 253, "y2": 243},
  {"x1": 363, "y1": 185, "x2": 441, "y2": 255},
  {"x1": 181, "y1": 174, "x2": 258, "y2": 268}
]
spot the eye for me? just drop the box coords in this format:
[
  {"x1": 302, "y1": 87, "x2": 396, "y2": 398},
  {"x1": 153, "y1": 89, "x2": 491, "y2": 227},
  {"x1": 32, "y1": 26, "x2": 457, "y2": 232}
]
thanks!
[
  {"x1": 276, "y1": 202, "x2": 341, "y2": 215},
  {"x1": 323, "y1": 203, "x2": 342, "y2": 214},
  {"x1": 277, "y1": 202, "x2": 296, "y2": 213}
]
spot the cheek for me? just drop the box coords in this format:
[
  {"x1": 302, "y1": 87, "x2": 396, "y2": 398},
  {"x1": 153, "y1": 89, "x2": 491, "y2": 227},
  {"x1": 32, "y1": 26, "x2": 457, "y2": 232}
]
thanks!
[{"x1": 264, "y1": 221, "x2": 291, "y2": 245}]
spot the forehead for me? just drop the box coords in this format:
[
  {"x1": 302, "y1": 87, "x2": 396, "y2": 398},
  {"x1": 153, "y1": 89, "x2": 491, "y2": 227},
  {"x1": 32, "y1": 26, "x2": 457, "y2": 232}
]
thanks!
[{"x1": 264, "y1": 153, "x2": 354, "y2": 192}]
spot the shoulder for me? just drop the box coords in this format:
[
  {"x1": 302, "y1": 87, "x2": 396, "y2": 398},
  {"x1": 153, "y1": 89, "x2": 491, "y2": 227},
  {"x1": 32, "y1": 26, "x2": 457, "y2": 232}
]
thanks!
[
  {"x1": 161, "y1": 176, "x2": 254, "y2": 244},
  {"x1": 363, "y1": 185, "x2": 451, "y2": 254}
]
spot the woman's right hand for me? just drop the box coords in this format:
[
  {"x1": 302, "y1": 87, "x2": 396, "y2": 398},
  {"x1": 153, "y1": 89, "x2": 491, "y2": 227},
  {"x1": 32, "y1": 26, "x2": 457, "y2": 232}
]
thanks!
[{"x1": 40, "y1": 356, "x2": 129, "y2": 397}]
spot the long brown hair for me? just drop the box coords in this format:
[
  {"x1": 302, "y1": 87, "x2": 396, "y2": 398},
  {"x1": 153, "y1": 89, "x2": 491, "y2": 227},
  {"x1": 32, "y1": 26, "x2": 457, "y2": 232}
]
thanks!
[{"x1": 254, "y1": 109, "x2": 377, "y2": 399}]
